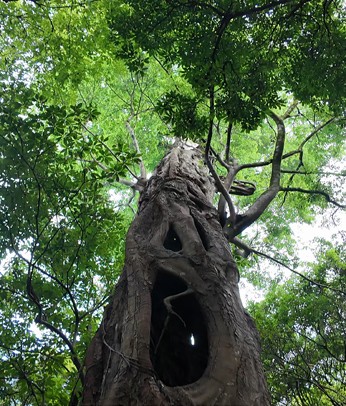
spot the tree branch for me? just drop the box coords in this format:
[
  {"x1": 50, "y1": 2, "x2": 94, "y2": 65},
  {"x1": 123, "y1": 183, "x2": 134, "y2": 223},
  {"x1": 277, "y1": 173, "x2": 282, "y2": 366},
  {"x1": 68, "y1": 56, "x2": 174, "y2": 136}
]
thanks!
[
  {"x1": 282, "y1": 99, "x2": 299, "y2": 120},
  {"x1": 281, "y1": 169, "x2": 346, "y2": 177},
  {"x1": 226, "y1": 111, "x2": 285, "y2": 238},
  {"x1": 117, "y1": 178, "x2": 136, "y2": 188},
  {"x1": 300, "y1": 117, "x2": 335, "y2": 149},
  {"x1": 225, "y1": 121, "x2": 233, "y2": 164},
  {"x1": 173, "y1": 0, "x2": 225, "y2": 16},
  {"x1": 211, "y1": 0, "x2": 310, "y2": 63},
  {"x1": 280, "y1": 187, "x2": 345, "y2": 208},
  {"x1": 125, "y1": 118, "x2": 147, "y2": 180},
  {"x1": 26, "y1": 266, "x2": 85, "y2": 385},
  {"x1": 283, "y1": 117, "x2": 336, "y2": 193},
  {"x1": 125, "y1": 75, "x2": 148, "y2": 180},
  {"x1": 204, "y1": 88, "x2": 236, "y2": 225},
  {"x1": 229, "y1": 236, "x2": 346, "y2": 295},
  {"x1": 237, "y1": 117, "x2": 336, "y2": 173}
]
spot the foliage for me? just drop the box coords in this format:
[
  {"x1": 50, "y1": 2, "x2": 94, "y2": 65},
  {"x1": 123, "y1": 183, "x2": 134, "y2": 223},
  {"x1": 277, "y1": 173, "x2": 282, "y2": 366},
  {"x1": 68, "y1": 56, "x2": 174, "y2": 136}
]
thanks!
[
  {"x1": 249, "y1": 242, "x2": 346, "y2": 405},
  {"x1": 0, "y1": 73, "x2": 136, "y2": 403},
  {"x1": 0, "y1": 0, "x2": 345, "y2": 404},
  {"x1": 108, "y1": 0, "x2": 346, "y2": 129}
]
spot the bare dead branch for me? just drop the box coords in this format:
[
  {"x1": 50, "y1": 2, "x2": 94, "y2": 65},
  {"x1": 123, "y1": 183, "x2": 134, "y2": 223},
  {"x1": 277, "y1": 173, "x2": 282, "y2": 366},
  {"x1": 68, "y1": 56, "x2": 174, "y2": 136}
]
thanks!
[{"x1": 155, "y1": 288, "x2": 194, "y2": 354}]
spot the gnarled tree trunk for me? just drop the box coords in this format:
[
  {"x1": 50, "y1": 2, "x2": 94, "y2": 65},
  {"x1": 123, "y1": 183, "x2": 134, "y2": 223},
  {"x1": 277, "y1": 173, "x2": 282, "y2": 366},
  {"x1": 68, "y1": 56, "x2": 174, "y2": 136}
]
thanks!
[{"x1": 82, "y1": 146, "x2": 270, "y2": 405}]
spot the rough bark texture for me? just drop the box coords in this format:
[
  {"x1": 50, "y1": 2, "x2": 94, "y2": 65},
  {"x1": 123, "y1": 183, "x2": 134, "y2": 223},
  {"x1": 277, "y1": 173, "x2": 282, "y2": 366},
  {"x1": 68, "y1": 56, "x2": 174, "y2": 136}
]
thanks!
[{"x1": 82, "y1": 146, "x2": 270, "y2": 405}]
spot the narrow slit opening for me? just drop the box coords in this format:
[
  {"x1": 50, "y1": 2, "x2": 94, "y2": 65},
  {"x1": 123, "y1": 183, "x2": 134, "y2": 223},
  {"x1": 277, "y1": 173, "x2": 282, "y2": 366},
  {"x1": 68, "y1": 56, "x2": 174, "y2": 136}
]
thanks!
[{"x1": 193, "y1": 217, "x2": 209, "y2": 250}]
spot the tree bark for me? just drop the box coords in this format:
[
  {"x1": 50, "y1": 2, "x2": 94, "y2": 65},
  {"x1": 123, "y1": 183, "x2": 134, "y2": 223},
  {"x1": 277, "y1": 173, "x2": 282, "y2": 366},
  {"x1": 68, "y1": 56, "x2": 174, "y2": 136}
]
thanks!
[{"x1": 82, "y1": 146, "x2": 270, "y2": 405}]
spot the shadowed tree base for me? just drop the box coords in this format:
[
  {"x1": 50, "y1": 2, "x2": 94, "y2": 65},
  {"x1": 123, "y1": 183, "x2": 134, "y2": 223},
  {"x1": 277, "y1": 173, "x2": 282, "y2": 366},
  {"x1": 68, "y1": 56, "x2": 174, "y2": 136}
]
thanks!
[{"x1": 82, "y1": 146, "x2": 270, "y2": 405}]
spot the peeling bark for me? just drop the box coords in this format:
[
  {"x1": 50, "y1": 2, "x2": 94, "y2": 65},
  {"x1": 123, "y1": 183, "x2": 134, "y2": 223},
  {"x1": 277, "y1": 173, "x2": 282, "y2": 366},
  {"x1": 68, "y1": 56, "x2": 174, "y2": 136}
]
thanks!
[{"x1": 82, "y1": 146, "x2": 270, "y2": 405}]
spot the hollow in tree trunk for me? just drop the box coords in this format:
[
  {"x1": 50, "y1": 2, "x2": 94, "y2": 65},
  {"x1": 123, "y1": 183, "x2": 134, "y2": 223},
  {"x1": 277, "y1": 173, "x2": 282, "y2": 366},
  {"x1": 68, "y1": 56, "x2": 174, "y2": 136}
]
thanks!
[{"x1": 82, "y1": 145, "x2": 270, "y2": 405}]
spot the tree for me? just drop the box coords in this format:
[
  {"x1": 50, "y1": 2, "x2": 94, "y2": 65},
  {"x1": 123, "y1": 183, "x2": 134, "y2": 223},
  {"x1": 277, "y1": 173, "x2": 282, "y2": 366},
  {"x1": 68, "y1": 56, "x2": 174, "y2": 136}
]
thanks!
[
  {"x1": 0, "y1": 0, "x2": 345, "y2": 405},
  {"x1": 82, "y1": 1, "x2": 345, "y2": 403},
  {"x1": 0, "y1": 74, "x2": 137, "y2": 405},
  {"x1": 82, "y1": 144, "x2": 269, "y2": 404},
  {"x1": 249, "y1": 243, "x2": 346, "y2": 406}
]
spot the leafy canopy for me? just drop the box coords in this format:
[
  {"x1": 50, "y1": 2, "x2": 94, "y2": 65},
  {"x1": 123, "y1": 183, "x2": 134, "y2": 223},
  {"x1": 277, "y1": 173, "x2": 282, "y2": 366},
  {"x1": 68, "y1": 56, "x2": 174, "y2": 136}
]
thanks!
[
  {"x1": 109, "y1": 0, "x2": 346, "y2": 129},
  {"x1": 0, "y1": 0, "x2": 345, "y2": 404}
]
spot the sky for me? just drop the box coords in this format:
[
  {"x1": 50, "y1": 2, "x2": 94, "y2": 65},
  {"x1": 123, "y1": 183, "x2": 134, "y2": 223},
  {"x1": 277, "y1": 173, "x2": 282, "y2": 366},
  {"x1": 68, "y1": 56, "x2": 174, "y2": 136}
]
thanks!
[{"x1": 239, "y1": 207, "x2": 345, "y2": 305}]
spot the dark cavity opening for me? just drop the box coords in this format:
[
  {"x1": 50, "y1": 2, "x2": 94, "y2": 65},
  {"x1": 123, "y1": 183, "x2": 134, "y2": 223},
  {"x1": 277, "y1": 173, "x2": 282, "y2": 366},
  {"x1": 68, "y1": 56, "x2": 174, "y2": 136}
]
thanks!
[
  {"x1": 150, "y1": 272, "x2": 209, "y2": 387},
  {"x1": 163, "y1": 225, "x2": 182, "y2": 252}
]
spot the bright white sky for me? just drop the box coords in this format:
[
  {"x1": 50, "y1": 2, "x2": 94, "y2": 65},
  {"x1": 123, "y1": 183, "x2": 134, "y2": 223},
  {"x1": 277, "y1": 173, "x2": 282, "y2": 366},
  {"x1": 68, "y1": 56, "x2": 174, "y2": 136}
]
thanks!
[{"x1": 239, "y1": 208, "x2": 346, "y2": 305}]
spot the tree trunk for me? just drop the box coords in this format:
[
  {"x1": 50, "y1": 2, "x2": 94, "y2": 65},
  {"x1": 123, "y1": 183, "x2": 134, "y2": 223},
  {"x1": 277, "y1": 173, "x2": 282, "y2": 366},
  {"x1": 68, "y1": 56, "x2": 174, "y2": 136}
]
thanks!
[{"x1": 82, "y1": 146, "x2": 270, "y2": 405}]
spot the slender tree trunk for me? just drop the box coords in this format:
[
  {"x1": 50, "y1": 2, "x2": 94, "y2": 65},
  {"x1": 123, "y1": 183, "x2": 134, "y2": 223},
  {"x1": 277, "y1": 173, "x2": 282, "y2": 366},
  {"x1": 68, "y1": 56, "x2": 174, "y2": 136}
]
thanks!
[{"x1": 82, "y1": 146, "x2": 270, "y2": 405}]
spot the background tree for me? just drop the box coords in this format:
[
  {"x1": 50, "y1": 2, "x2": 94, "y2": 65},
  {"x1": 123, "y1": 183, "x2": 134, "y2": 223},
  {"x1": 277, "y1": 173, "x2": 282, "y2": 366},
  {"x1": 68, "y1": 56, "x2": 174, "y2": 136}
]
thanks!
[
  {"x1": 250, "y1": 242, "x2": 346, "y2": 406},
  {"x1": 0, "y1": 0, "x2": 345, "y2": 405}
]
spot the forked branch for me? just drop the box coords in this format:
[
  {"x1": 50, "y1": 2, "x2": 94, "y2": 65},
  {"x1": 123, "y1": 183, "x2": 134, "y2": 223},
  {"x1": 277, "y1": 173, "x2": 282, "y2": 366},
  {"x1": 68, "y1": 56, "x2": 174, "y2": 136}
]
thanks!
[
  {"x1": 225, "y1": 110, "x2": 286, "y2": 239},
  {"x1": 236, "y1": 117, "x2": 335, "y2": 173},
  {"x1": 154, "y1": 288, "x2": 194, "y2": 355}
]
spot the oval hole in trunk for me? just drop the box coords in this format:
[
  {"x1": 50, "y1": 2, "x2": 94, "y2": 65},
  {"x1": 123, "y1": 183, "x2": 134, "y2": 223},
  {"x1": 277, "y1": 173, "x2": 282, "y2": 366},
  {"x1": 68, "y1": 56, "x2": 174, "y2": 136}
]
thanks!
[
  {"x1": 163, "y1": 225, "x2": 182, "y2": 252},
  {"x1": 150, "y1": 272, "x2": 209, "y2": 386}
]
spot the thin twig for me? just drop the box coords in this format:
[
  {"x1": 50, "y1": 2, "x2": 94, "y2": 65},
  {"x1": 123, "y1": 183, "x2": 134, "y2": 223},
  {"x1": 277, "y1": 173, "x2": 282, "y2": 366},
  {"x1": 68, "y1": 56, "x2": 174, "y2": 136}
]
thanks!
[
  {"x1": 280, "y1": 187, "x2": 345, "y2": 208},
  {"x1": 251, "y1": 248, "x2": 346, "y2": 296},
  {"x1": 229, "y1": 236, "x2": 345, "y2": 295}
]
